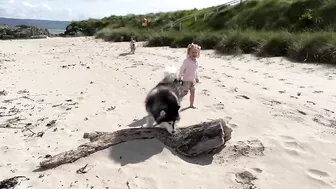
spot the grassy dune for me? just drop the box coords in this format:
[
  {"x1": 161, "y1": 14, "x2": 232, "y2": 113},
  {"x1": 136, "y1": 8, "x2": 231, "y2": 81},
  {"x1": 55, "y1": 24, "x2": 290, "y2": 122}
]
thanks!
[{"x1": 70, "y1": 0, "x2": 336, "y2": 64}]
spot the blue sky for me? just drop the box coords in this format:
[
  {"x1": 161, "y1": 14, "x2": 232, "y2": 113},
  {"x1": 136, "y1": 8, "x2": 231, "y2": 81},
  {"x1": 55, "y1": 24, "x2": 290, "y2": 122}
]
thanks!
[{"x1": 0, "y1": 0, "x2": 229, "y2": 21}]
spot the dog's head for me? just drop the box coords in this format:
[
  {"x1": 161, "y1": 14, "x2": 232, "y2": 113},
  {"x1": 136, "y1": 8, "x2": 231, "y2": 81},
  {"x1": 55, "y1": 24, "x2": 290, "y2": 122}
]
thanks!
[{"x1": 153, "y1": 104, "x2": 181, "y2": 129}]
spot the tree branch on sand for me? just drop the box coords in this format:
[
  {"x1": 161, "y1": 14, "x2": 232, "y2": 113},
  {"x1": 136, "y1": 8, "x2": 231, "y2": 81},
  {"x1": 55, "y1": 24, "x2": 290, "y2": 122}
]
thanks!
[{"x1": 38, "y1": 119, "x2": 233, "y2": 170}]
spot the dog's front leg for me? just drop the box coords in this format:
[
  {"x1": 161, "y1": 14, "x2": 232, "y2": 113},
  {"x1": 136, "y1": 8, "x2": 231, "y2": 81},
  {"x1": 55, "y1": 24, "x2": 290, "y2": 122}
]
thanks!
[{"x1": 145, "y1": 115, "x2": 155, "y2": 127}]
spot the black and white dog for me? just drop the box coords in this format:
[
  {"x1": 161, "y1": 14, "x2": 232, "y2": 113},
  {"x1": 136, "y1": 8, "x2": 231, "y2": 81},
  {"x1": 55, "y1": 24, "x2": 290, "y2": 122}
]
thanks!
[{"x1": 144, "y1": 66, "x2": 184, "y2": 134}]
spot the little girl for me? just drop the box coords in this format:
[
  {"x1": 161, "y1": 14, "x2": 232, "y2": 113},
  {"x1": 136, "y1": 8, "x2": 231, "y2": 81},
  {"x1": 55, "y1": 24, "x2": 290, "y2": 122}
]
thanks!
[{"x1": 178, "y1": 43, "x2": 201, "y2": 108}]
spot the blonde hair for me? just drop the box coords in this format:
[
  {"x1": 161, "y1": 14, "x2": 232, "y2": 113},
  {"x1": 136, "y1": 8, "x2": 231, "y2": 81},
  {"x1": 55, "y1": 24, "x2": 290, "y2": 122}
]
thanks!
[{"x1": 186, "y1": 43, "x2": 201, "y2": 58}]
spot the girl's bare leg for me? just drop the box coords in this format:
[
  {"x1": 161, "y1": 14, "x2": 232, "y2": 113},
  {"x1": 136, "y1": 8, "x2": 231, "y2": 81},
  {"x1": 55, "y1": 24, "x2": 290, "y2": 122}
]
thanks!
[{"x1": 190, "y1": 88, "x2": 196, "y2": 108}]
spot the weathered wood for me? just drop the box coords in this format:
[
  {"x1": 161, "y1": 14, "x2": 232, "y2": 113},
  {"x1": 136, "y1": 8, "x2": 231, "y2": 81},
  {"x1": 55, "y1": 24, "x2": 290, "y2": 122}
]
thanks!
[
  {"x1": 39, "y1": 119, "x2": 232, "y2": 170},
  {"x1": 0, "y1": 176, "x2": 29, "y2": 189}
]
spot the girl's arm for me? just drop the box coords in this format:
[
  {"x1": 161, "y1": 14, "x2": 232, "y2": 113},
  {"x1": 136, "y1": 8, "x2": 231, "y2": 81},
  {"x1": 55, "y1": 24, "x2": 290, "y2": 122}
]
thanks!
[{"x1": 178, "y1": 60, "x2": 186, "y2": 79}]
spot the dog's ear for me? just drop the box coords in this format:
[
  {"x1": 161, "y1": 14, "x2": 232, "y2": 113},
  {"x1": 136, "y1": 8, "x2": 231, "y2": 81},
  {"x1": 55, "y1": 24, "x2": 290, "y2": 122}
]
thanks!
[
  {"x1": 160, "y1": 110, "x2": 166, "y2": 117},
  {"x1": 156, "y1": 110, "x2": 166, "y2": 123},
  {"x1": 177, "y1": 105, "x2": 181, "y2": 110}
]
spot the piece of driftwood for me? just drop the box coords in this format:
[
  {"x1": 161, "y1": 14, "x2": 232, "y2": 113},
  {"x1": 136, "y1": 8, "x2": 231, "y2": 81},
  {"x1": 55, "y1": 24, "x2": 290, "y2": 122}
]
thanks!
[
  {"x1": 39, "y1": 119, "x2": 232, "y2": 169},
  {"x1": 0, "y1": 176, "x2": 29, "y2": 189}
]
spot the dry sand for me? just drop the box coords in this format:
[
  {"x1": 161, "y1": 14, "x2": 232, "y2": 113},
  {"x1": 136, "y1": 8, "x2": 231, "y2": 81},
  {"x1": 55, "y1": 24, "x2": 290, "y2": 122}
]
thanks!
[{"x1": 0, "y1": 37, "x2": 336, "y2": 189}]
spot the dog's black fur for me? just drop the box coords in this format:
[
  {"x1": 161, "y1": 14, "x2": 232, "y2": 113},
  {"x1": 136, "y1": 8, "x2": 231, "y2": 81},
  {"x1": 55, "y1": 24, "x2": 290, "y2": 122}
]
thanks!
[{"x1": 145, "y1": 78, "x2": 184, "y2": 129}]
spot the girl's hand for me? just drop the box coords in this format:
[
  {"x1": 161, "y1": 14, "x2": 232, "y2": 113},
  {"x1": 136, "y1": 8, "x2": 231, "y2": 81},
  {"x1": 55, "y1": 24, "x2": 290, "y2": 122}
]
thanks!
[{"x1": 196, "y1": 78, "x2": 199, "y2": 83}]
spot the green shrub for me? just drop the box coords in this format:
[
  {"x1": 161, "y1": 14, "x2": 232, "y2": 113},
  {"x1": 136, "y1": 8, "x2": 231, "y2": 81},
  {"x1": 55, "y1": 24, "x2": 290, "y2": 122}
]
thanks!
[
  {"x1": 194, "y1": 33, "x2": 223, "y2": 49},
  {"x1": 141, "y1": 29, "x2": 336, "y2": 65},
  {"x1": 146, "y1": 32, "x2": 176, "y2": 47},
  {"x1": 170, "y1": 33, "x2": 197, "y2": 48},
  {"x1": 95, "y1": 27, "x2": 150, "y2": 42},
  {"x1": 288, "y1": 32, "x2": 336, "y2": 64},
  {"x1": 257, "y1": 32, "x2": 295, "y2": 57},
  {"x1": 215, "y1": 31, "x2": 263, "y2": 54}
]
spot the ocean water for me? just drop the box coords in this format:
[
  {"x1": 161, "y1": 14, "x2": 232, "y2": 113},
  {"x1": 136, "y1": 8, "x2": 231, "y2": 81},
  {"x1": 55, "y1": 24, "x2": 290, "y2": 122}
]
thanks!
[{"x1": 49, "y1": 29, "x2": 65, "y2": 34}]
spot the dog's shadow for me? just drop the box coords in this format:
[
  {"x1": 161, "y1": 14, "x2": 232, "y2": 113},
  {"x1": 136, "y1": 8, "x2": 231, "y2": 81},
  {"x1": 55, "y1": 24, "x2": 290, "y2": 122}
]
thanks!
[
  {"x1": 108, "y1": 138, "x2": 215, "y2": 166},
  {"x1": 110, "y1": 115, "x2": 216, "y2": 166},
  {"x1": 127, "y1": 116, "x2": 148, "y2": 127}
]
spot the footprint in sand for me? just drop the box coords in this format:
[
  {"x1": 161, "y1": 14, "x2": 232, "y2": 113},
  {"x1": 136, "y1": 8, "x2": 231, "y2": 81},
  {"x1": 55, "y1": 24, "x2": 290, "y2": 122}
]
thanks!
[
  {"x1": 323, "y1": 108, "x2": 335, "y2": 114},
  {"x1": 313, "y1": 90, "x2": 324, "y2": 94},
  {"x1": 307, "y1": 169, "x2": 330, "y2": 178},
  {"x1": 222, "y1": 73, "x2": 233, "y2": 78},
  {"x1": 283, "y1": 141, "x2": 306, "y2": 156},
  {"x1": 228, "y1": 87, "x2": 238, "y2": 93},
  {"x1": 290, "y1": 95, "x2": 299, "y2": 99},
  {"x1": 305, "y1": 169, "x2": 333, "y2": 188},
  {"x1": 248, "y1": 69, "x2": 258, "y2": 73},
  {"x1": 331, "y1": 158, "x2": 336, "y2": 163},
  {"x1": 279, "y1": 78, "x2": 286, "y2": 81},
  {"x1": 201, "y1": 89, "x2": 210, "y2": 96},
  {"x1": 234, "y1": 171, "x2": 257, "y2": 186},
  {"x1": 235, "y1": 95, "x2": 250, "y2": 100},
  {"x1": 296, "y1": 109, "x2": 307, "y2": 115},
  {"x1": 201, "y1": 76, "x2": 211, "y2": 80},
  {"x1": 216, "y1": 139, "x2": 265, "y2": 164},
  {"x1": 267, "y1": 75, "x2": 274, "y2": 78},
  {"x1": 278, "y1": 90, "x2": 286, "y2": 94},
  {"x1": 213, "y1": 79, "x2": 222, "y2": 83},
  {"x1": 307, "y1": 101, "x2": 316, "y2": 105},
  {"x1": 204, "y1": 102, "x2": 225, "y2": 111},
  {"x1": 214, "y1": 103, "x2": 225, "y2": 110},
  {"x1": 251, "y1": 168, "x2": 263, "y2": 173},
  {"x1": 224, "y1": 116, "x2": 232, "y2": 121},
  {"x1": 0, "y1": 90, "x2": 8, "y2": 96},
  {"x1": 261, "y1": 98, "x2": 282, "y2": 106},
  {"x1": 261, "y1": 87, "x2": 268, "y2": 90}
]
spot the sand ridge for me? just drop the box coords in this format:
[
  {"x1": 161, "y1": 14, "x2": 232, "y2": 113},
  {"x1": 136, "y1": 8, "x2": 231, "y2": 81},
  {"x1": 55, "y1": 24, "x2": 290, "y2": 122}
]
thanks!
[{"x1": 0, "y1": 37, "x2": 336, "y2": 189}]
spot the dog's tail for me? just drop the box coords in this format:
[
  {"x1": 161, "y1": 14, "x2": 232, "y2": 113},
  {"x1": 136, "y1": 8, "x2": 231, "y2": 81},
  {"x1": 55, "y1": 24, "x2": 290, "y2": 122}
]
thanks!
[
  {"x1": 163, "y1": 65, "x2": 178, "y2": 82},
  {"x1": 164, "y1": 65, "x2": 178, "y2": 76}
]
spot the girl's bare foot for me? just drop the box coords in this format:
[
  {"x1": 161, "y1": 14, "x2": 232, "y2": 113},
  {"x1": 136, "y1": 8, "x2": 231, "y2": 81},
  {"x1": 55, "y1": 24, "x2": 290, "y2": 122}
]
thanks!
[{"x1": 190, "y1": 105, "x2": 196, "y2": 109}]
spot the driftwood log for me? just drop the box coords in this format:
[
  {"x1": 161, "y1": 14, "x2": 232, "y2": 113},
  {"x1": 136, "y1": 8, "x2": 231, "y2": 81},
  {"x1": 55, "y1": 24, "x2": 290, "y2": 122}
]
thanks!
[{"x1": 39, "y1": 119, "x2": 232, "y2": 170}]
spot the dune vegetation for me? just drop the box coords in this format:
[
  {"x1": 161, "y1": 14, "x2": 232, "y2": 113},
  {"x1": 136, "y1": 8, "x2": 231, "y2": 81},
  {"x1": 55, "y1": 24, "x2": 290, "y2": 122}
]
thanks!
[{"x1": 67, "y1": 0, "x2": 336, "y2": 64}]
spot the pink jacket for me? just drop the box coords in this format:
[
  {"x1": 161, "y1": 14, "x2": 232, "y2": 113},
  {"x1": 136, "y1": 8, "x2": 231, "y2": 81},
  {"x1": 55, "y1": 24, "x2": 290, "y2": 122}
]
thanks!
[{"x1": 178, "y1": 58, "x2": 199, "y2": 82}]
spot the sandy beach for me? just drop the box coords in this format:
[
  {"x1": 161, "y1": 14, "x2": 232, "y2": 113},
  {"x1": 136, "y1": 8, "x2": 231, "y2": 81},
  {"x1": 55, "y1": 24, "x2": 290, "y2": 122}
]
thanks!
[{"x1": 1, "y1": 37, "x2": 336, "y2": 189}]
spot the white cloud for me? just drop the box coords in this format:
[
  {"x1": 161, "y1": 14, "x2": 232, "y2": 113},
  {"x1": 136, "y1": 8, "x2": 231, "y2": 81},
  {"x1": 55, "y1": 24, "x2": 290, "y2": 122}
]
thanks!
[
  {"x1": 42, "y1": 4, "x2": 52, "y2": 11},
  {"x1": 22, "y1": 1, "x2": 35, "y2": 8},
  {"x1": 0, "y1": 0, "x2": 231, "y2": 21}
]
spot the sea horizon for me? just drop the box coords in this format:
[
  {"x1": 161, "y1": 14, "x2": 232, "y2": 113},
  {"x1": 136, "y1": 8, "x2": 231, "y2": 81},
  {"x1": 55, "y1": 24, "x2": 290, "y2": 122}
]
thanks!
[{"x1": 48, "y1": 28, "x2": 66, "y2": 34}]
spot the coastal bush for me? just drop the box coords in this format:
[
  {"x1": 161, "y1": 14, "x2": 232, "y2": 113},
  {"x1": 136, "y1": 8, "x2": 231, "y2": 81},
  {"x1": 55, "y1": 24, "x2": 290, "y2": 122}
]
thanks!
[
  {"x1": 95, "y1": 27, "x2": 151, "y2": 42},
  {"x1": 69, "y1": 0, "x2": 336, "y2": 36},
  {"x1": 144, "y1": 30, "x2": 336, "y2": 64},
  {"x1": 88, "y1": 0, "x2": 336, "y2": 65}
]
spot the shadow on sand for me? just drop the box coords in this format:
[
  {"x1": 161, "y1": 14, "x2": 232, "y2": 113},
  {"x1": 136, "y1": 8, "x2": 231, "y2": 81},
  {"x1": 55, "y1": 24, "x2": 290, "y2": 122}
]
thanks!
[
  {"x1": 118, "y1": 52, "x2": 133, "y2": 56},
  {"x1": 127, "y1": 116, "x2": 148, "y2": 128},
  {"x1": 108, "y1": 138, "x2": 217, "y2": 166}
]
